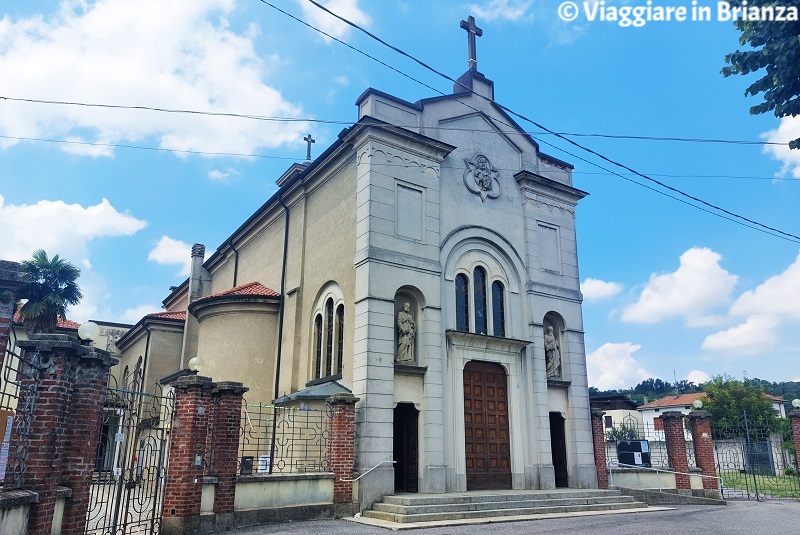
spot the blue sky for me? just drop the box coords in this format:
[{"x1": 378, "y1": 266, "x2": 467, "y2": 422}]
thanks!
[{"x1": 2, "y1": 0, "x2": 799, "y2": 389}]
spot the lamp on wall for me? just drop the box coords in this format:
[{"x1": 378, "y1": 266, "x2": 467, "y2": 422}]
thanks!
[
  {"x1": 692, "y1": 399, "x2": 703, "y2": 410},
  {"x1": 188, "y1": 356, "x2": 204, "y2": 373},
  {"x1": 78, "y1": 321, "x2": 100, "y2": 345}
]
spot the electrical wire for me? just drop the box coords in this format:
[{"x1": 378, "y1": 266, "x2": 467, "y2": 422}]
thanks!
[{"x1": 297, "y1": 0, "x2": 800, "y2": 243}]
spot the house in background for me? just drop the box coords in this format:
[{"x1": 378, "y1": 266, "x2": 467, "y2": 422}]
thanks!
[{"x1": 589, "y1": 393, "x2": 642, "y2": 431}]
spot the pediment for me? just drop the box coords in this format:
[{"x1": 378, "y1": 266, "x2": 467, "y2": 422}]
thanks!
[{"x1": 438, "y1": 112, "x2": 529, "y2": 157}]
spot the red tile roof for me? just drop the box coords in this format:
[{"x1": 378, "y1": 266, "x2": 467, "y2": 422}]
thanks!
[
  {"x1": 12, "y1": 311, "x2": 80, "y2": 330},
  {"x1": 146, "y1": 310, "x2": 187, "y2": 321},
  {"x1": 207, "y1": 282, "x2": 279, "y2": 298},
  {"x1": 640, "y1": 391, "x2": 784, "y2": 409},
  {"x1": 639, "y1": 392, "x2": 706, "y2": 409}
]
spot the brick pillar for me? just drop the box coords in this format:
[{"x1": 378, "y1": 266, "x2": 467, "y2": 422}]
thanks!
[
  {"x1": 211, "y1": 381, "x2": 248, "y2": 529},
  {"x1": 661, "y1": 411, "x2": 691, "y2": 490},
  {"x1": 327, "y1": 393, "x2": 359, "y2": 511},
  {"x1": 162, "y1": 375, "x2": 216, "y2": 535},
  {"x1": 59, "y1": 346, "x2": 116, "y2": 535},
  {"x1": 9, "y1": 335, "x2": 114, "y2": 535},
  {"x1": 688, "y1": 411, "x2": 718, "y2": 492},
  {"x1": 590, "y1": 409, "x2": 609, "y2": 489},
  {"x1": 790, "y1": 409, "x2": 800, "y2": 471}
]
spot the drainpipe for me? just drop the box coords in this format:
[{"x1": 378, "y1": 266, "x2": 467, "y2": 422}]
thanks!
[
  {"x1": 230, "y1": 240, "x2": 239, "y2": 288},
  {"x1": 269, "y1": 195, "x2": 290, "y2": 474}
]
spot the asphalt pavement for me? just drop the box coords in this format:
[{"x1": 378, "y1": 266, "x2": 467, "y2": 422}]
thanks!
[{"x1": 230, "y1": 500, "x2": 800, "y2": 534}]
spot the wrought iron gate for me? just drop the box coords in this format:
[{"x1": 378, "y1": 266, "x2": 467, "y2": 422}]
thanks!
[
  {"x1": 86, "y1": 373, "x2": 175, "y2": 535},
  {"x1": 713, "y1": 411, "x2": 800, "y2": 501}
]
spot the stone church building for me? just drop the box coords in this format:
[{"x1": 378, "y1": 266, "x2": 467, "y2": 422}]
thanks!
[{"x1": 116, "y1": 22, "x2": 596, "y2": 508}]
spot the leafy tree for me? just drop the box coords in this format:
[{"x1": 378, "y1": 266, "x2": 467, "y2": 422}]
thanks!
[
  {"x1": 605, "y1": 422, "x2": 641, "y2": 442},
  {"x1": 702, "y1": 375, "x2": 779, "y2": 431},
  {"x1": 18, "y1": 249, "x2": 83, "y2": 333},
  {"x1": 722, "y1": 0, "x2": 800, "y2": 149}
]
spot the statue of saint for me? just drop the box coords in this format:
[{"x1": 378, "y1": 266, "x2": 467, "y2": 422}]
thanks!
[
  {"x1": 396, "y1": 302, "x2": 416, "y2": 364},
  {"x1": 544, "y1": 325, "x2": 561, "y2": 378}
]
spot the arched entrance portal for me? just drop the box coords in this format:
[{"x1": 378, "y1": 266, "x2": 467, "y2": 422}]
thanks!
[
  {"x1": 393, "y1": 403, "x2": 419, "y2": 492},
  {"x1": 463, "y1": 360, "x2": 511, "y2": 490}
]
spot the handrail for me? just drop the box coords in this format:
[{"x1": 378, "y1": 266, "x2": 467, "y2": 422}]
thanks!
[
  {"x1": 607, "y1": 461, "x2": 722, "y2": 492},
  {"x1": 339, "y1": 460, "x2": 396, "y2": 482}
]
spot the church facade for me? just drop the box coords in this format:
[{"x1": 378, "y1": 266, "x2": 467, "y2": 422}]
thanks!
[{"x1": 116, "y1": 33, "x2": 596, "y2": 507}]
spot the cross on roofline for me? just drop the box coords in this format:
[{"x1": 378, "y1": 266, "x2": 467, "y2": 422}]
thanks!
[
  {"x1": 460, "y1": 15, "x2": 483, "y2": 71},
  {"x1": 303, "y1": 134, "x2": 315, "y2": 162}
]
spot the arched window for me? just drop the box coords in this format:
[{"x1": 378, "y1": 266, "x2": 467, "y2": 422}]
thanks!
[
  {"x1": 336, "y1": 304, "x2": 344, "y2": 375},
  {"x1": 122, "y1": 365, "x2": 129, "y2": 389},
  {"x1": 325, "y1": 298, "x2": 334, "y2": 376},
  {"x1": 492, "y1": 280, "x2": 505, "y2": 337},
  {"x1": 314, "y1": 314, "x2": 323, "y2": 378},
  {"x1": 455, "y1": 273, "x2": 470, "y2": 331},
  {"x1": 473, "y1": 267, "x2": 487, "y2": 334}
]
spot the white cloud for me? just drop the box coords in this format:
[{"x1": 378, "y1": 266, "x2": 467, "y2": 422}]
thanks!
[
  {"x1": 762, "y1": 116, "x2": 800, "y2": 178},
  {"x1": 208, "y1": 168, "x2": 239, "y2": 182},
  {"x1": 621, "y1": 247, "x2": 737, "y2": 327},
  {"x1": 467, "y1": 0, "x2": 534, "y2": 22},
  {"x1": 122, "y1": 303, "x2": 162, "y2": 324},
  {"x1": 730, "y1": 251, "x2": 800, "y2": 320},
  {"x1": 334, "y1": 75, "x2": 350, "y2": 86},
  {"x1": 297, "y1": 0, "x2": 371, "y2": 41},
  {"x1": 686, "y1": 370, "x2": 710, "y2": 384},
  {"x1": 587, "y1": 342, "x2": 650, "y2": 390},
  {"x1": 581, "y1": 278, "x2": 622, "y2": 300},
  {"x1": 0, "y1": 0, "x2": 309, "y2": 156},
  {"x1": 0, "y1": 194, "x2": 146, "y2": 266},
  {"x1": 701, "y1": 314, "x2": 779, "y2": 355},
  {"x1": 148, "y1": 236, "x2": 192, "y2": 276}
]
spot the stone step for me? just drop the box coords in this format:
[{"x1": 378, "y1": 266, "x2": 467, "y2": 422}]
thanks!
[
  {"x1": 382, "y1": 489, "x2": 622, "y2": 506},
  {"x1": 362, "y1": 501, "x2": 649, "y2": 523},
  {"x1": 373, "y1": 495, "x2": 636, "y2": 515}
]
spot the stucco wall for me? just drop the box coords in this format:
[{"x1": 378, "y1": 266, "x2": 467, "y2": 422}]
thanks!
[{"x1": 234, "y1": 474, "x2": 334, "y2": 510}]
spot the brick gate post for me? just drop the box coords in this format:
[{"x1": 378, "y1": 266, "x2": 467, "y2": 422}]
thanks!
[
  {"x1": 790, "y1": 409, "x2": 800, "y2": 471},
  {"x1": 687, "y1": 411, "x2": 718, "y2": 493},
  {"x1": 210, "y1": 381, "x2": 248, "y2": 529},
  {"x1": 590, "y1": 409, "x2": 609, "y2": 489},
  {"x1": 661, "y1": 411, "x2": 691, "y2": 490},
  {"x1": 59, "y1": 346, "x2": 116, "y2": 535},
  {"x1": 327, "y1": 393, "x2": 359, "y2": 514},
  {"x1": 10, "y1": 335, "x2": 113, "y2": 535},
  {"x1": 162, "y1": 375, "x2": 216, "y2": 535}
]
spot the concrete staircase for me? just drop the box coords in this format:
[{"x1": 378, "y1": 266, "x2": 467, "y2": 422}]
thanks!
[{"x1": 361, "y1": 489, "x2": 650, "y2": 525}]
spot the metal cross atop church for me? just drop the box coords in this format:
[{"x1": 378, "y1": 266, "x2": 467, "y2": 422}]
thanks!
[
  {"x1": 460, "y1": 15, "x2": 483, "y2": 71},
  {"x1": 304, "y1": 134, "x2": 315, "y2": 163}
]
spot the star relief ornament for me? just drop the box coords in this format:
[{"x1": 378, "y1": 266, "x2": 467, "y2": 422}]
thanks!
[{"x1": 463, "y1": 155, "x2": 500, "y2": 201}]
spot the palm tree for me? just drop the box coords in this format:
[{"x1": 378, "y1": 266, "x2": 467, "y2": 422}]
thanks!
[{"x1": 18, "y1": 249, "x2": 83, "y2": 333}]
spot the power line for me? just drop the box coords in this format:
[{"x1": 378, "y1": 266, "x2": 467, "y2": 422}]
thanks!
[
  {"x1": 3, "y1": 133, "x2": 797, "y2": 182},
  {"x1": 0, "y1": 96, "x2": 791, "y2": 147},
  {"x1": 298, "y1": 0, "x2": 800, "y2": 243}
]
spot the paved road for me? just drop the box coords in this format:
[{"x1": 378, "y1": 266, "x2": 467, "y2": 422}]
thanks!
[{"x1": 231, "y1": 500, "x2": 800, "y2": 534}]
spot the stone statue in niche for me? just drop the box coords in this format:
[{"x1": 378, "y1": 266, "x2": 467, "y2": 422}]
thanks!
[
  {"x1": 544, "y1": 324, "x2": 561, "y2": 378},
  {"x1": 395, "y1": 302, "x2": 416, "y2": 364}
]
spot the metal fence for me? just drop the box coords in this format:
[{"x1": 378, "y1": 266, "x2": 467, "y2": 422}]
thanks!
[
  {"x1": 239, "y1": 400, "x2": 330, "y2": 475},
  {"x1": 0, "y1": 344, "x2": 45, "y2": 488},
  {"x1": 713, "y1": 412, "x2": 799, "y2": 500},
  {"x1": 603, "y1": 414, "x2": 697, "y2": 469}
]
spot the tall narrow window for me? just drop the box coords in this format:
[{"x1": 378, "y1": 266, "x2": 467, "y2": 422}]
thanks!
[
  {"x1": 336, "y1": 304, "x2": 344, "y2": 375},
  {"x1": 314, "y1": 314, "x2": 323, "y2": 378},
  {"x1": 492, "y1": 280, "x2": 505, "y2": 337},
  {"x1": 473, "y1": 267, "x2": 487, "y2": 334},
  {"x1": 455, "y1": 274, "x2": 470, "y2": 331},
  {"x1": 325, "y1": 298, "x2": 334, "y2": 376}
]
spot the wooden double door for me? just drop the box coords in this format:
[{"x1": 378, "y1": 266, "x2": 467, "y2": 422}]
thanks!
[{"x1": 463, "y1": 360, "x2": 512, "y2": 490}]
